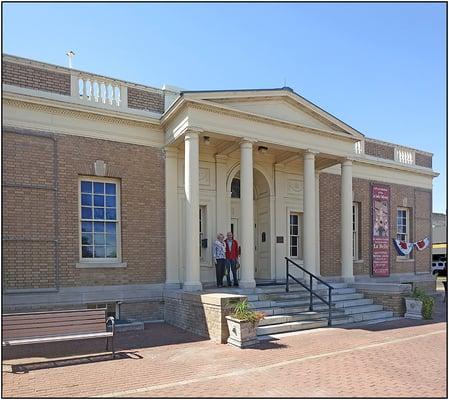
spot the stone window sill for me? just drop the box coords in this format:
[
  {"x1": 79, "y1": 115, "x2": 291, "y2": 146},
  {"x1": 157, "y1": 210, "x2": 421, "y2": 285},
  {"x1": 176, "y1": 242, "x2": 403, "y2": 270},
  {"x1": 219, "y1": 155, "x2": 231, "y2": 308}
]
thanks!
[
  {"x1": 396, "y1": 258, "x2": 414, "y2": 263},
  {"x1": 76, "y1": 262, "x2": 127, "y2": 269},
  {"x1": 353, "y1": 259, "x2": 364, "y2": 264}
]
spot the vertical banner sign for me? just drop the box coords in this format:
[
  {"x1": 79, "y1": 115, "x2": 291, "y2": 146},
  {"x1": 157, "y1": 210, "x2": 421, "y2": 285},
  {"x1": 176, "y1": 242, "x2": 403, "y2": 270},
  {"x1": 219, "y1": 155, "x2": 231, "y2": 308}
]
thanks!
[{"x1": 372, "y1": 184, "x2": 390, "y2": 277}]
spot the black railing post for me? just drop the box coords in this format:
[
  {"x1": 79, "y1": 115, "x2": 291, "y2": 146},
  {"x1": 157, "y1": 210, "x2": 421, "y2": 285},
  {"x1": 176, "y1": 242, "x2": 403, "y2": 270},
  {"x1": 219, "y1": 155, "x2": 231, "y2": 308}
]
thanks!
[
  {"x1": 328, "y1": 287, "x2": 332, "y2": 326},
  {"x1": 286, "y1": 258, "x2": 289, "y2": 293},
  {"x1": 309, "y1": 274, "x2": 313, "y2": 311}
]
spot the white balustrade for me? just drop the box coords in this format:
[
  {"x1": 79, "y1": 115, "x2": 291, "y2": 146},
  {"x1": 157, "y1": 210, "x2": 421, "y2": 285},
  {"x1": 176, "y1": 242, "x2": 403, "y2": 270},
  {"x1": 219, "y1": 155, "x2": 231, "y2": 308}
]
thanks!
[
  {"x1": 354, "y1": 141, "x2": 364, "y2": 155},
  {"x1": 73, "y1": 73, "x2": 124, "y2": 108},
  {"x1": 394, "y1": 146, "x2": 415, "y2": 165}
]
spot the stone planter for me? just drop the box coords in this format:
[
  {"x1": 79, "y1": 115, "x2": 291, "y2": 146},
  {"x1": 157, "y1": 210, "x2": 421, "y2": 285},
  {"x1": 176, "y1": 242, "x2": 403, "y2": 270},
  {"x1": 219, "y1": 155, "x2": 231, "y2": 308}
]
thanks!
[
  {"x1": 225, "y1": 315, "x2": 259, "y2": 348},
  {"x1": 404, "y1": 298, "x2": 423, "y2": 319}
]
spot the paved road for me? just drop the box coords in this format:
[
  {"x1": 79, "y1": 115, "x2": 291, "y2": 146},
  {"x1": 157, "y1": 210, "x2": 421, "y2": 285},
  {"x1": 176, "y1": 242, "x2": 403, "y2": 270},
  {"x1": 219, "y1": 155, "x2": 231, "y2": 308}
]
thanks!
[{"x1": 3, "y1": 298, "x2": 447, "y2": 398}]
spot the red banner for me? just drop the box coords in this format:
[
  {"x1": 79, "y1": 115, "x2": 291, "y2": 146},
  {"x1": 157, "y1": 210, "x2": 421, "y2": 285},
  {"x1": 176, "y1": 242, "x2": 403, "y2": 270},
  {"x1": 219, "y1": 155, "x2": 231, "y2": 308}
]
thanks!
[{"x1": 372, "y1": 184, "x2": 390, "y2": 277}]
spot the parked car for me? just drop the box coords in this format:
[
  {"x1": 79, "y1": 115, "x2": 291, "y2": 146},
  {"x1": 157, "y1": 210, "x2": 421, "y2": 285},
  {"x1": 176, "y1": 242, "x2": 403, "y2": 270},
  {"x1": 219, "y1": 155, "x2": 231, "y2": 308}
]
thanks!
[{"x1": 431, "y1": 261, "x2": 447, "y2": 276}]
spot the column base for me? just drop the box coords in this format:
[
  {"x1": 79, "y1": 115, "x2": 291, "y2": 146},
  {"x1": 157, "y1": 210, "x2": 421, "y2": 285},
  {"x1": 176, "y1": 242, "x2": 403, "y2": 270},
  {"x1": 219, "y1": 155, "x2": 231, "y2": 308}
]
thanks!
[
  {"x1": 342, "y1": 276, "x2": 355, "y2": 284},
  {"x1": 164, "y1": 282, "x2": 181, "y2": 290},
  {"x1": 183, "y1": 282, "x2": 203, "y2": 292},
  {"x1": 239, "y1": 280, "x2": 256, "y2": 289}
]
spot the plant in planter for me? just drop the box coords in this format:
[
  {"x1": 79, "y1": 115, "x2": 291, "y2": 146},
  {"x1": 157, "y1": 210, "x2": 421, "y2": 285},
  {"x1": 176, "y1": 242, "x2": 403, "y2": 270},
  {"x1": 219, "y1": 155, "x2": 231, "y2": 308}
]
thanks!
[
  {"x1": 225, "y1": 299, "x2": 265, "y2": 348},
  {"x1": 405, "y1": 287, "x2": 435, "y2": 320}
]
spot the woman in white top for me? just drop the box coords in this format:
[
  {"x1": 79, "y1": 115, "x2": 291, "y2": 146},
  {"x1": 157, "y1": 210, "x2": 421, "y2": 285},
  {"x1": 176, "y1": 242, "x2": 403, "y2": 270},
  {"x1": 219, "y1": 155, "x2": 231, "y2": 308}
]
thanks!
[{"x1": 213, "y1": 233, "x2": 226, "y2": 287}]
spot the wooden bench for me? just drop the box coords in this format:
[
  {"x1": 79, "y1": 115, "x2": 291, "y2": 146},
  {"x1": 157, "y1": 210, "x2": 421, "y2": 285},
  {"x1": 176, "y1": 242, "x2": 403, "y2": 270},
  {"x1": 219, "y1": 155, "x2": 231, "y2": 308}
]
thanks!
[{"x1": 2, "y1": 309, "x2": 115, "y2": 358}]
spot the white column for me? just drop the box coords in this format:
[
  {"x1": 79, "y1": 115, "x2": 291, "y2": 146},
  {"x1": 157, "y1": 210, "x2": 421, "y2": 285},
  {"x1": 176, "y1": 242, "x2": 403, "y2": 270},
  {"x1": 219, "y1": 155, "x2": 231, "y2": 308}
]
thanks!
[
  {"x1": 303, "y1": 150, "x2": 317, "y2": 276},
  {"x1": 274, "y1": 163, "x2": 287, "y2": 282},
  {"x1": 183, "y1": 131, "x2": 202, "y2": 291},
  {"x1": 165, "y1": 147, "x2": 180, "y2": 288},
  {"x1": 215, "y1": 155, "x2": 229, "y2": 235},
  {"x1": 315, "y1": 172, "x2": 321, "y2": 277},
  {"x1": 239, "y1": 138, "x2": 256, "y2": 289},
  {"x1": 341, "y1": 159, "x2": 354, "y2": 282}
]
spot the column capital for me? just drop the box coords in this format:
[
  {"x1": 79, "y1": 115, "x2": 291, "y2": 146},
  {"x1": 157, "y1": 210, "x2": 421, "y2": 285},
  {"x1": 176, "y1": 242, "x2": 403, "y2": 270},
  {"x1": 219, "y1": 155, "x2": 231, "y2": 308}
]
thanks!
[
  {"x1": 341, "y1": 158, "x2": 353, "y2": 167},
  {"x1": 240, "y1": 137, "x2": 257, "y2": 146},
  {"x1": 164, "y1": 146, "x2": 179, "y2": 158},
  {"x1": 304, "y1": 149, "x2": 319, "y2": 159}
]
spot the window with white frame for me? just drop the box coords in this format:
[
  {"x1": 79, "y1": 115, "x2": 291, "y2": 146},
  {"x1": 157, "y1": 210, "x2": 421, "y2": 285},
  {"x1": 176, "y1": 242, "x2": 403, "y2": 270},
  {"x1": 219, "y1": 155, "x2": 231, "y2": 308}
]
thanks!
[
  {"x1": 353, "y1": 202, "x2": 360, "y2": 260},
  {"x1": 289, "y1": 212, "x2": 303, "y2": 259},
  {"x1": 199, "y1": 205, "x2": 207, "y2": 259},
  {"x1": 80, "y1": 178, "x2": 120, "y2": 261},
  {"x1": 397, "y1": 207, "x2": 410, "y2": 258}
]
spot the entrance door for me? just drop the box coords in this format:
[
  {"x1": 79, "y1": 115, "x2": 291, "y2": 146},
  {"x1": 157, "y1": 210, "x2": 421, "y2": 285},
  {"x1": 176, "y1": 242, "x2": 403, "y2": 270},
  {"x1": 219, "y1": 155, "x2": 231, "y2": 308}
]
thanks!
[{"x1": 255, "y1": 198, "x2": 270, "y2": 280}]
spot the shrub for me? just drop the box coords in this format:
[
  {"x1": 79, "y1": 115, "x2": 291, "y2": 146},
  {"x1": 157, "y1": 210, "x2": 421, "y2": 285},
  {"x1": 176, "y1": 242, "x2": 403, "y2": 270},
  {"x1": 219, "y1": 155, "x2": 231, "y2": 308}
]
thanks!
[
  {"x1": 411, "y1": 287, "x2": 435, "y2": 319},
  {"x1": 230, "y1": 299, "x2": 265, "y2": 324}
]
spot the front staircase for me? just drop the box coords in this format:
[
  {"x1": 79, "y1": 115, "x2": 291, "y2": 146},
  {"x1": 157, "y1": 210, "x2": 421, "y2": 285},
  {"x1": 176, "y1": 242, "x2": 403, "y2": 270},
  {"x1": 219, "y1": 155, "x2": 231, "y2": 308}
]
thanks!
[{"x1": 245, "y1": 282, "x2": 398, "y2": 337}]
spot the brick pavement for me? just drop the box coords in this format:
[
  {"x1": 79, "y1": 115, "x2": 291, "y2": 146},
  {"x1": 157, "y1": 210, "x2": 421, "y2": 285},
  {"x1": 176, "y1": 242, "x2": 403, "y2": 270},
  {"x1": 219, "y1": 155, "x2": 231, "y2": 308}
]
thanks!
[{"x1": 2, "y1": 298, "x2": 447, "y2": 398}]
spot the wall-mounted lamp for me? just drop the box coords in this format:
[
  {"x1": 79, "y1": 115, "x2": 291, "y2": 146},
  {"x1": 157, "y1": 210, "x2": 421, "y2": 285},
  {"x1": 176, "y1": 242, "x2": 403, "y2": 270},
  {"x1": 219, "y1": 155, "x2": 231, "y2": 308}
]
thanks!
[
  {"x1": 203, "y1": 136, "x2": 211, "y2": 145},
  {"x1": 258, "y1": 146, "x2": 268, "y2": 154}
]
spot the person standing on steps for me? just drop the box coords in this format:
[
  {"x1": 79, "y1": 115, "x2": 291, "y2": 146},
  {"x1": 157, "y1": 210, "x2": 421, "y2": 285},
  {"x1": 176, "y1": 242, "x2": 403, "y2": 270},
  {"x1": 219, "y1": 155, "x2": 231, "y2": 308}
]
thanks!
[
  {"x1": 213, "y1": 233, "x2": 226, "y2": 288},
  {"x1": 225, "y1": 231, "x2": 239, "y2": 287}
]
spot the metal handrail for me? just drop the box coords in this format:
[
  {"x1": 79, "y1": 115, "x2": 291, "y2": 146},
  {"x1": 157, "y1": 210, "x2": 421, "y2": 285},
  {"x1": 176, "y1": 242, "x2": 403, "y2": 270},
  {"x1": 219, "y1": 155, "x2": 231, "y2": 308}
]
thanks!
[{"x1": 285, "y1": 257, "x2": 334, "y2": 326}]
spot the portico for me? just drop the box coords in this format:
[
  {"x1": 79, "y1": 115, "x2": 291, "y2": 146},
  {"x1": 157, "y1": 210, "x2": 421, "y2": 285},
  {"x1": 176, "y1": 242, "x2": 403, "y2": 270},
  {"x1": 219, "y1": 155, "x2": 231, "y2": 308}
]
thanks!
[{"x1": 162, "y1": 88, "x2": 361, "y2": 291}]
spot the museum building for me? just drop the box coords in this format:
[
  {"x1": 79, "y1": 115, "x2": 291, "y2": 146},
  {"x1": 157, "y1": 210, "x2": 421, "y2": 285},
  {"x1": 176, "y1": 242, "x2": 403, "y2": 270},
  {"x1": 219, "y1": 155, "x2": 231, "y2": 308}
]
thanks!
[{"x1": 2, "y1": 55, "x2": 439, "y2": 333}]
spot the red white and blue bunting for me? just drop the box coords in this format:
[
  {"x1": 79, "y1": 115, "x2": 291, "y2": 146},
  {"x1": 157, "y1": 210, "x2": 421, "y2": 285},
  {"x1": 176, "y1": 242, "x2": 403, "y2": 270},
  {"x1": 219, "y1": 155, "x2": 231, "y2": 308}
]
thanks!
[{"x1": 392, "y1": 237, "x2": 431, "y2": 256}]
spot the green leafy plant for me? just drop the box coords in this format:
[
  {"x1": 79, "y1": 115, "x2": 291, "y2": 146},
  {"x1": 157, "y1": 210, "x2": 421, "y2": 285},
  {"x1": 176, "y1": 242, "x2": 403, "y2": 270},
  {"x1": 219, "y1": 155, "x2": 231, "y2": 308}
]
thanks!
[
  {"x1": 411, "y1": 287, "x2": 435, "y2": 319},
  {"x1": 229, "y1": 299, "x2": 265, "y2": 324}
]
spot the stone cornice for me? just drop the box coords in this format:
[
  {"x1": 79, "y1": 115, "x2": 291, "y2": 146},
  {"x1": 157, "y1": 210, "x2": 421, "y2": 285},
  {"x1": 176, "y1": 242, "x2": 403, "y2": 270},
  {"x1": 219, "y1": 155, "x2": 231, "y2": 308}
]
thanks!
[{"x1": 3, "y1": 92, "x2": 161, "y2": 130}]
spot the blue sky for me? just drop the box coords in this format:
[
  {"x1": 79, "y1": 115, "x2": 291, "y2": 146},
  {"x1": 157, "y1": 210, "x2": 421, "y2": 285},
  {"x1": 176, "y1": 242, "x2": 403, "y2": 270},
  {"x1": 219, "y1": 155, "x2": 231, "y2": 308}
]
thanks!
[{"x1": 3, "y1": 2, "x2": 446, "y2": 212}]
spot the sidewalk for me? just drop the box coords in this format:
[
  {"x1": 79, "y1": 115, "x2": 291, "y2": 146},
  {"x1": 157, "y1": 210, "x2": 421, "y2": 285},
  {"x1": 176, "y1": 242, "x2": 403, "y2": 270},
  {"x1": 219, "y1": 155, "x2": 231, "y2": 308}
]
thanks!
[{"x1": 2, "y1": 297, "x2": 447, "y2": 398}]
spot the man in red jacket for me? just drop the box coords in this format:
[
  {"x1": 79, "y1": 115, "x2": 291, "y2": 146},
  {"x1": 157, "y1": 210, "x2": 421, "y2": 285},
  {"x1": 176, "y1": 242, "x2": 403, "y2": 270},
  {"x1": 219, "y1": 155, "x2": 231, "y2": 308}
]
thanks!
[{"x1": 225, "y1": 232, "x2": 239, "y2": 287}]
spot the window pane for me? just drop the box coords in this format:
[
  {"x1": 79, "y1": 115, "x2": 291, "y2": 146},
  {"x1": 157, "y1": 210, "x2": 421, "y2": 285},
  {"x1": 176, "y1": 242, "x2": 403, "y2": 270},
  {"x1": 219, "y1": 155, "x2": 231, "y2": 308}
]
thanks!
[
  {"x1": 106, "y1": 208, "x2": 117, "y2": 220},
  {"x1": 291, "y1": 236, "x2": 298, "y2": 246},
  {"x1": 106, "y1": 196, "x2": 116, "y2": 207},
  {"x1": 81, "y1": 194, "x2": 92, "y2": 206},
  {"x1": 291, "y1": 226, "x2": 298, "y2": 236},
  {"x1": 82, "y1": 246, "x2": 93, "y2": 258},
  {"x1": 106, "y1": 222, "x2": 116, "y2": 234},
  {"x1": 291, "y1": 247, "x2": 297, "y2": 257},
  {"x1": 106, "y1": 234, "x2": 116, "y2": 246},
  {"x1": 81, "y1": 221, "x2": 92, "y2": 232},
  {"x1": 290, "y1": 214, "x2": 298, "y2": 225},
  {"x1": 94, "y1": 233, "x2": 105, "y2": 245},
  {"x1": 105, "y1": 183, "x2": 116, "y2": 195},
  {"x1": 94, "y1": 195, "x2": 104, "y2": 207},
  {"x1": 82, "y1": 233, "x2": 92, "y2": 245},
  {"x1": 82, "y1": 207, "x2": 92, "y2": 219},
  {"x1": 94, "y1": 246, "x2": 105, "y2": 258},
  {"x1": 94, "y1": 208, "x2": 105, "y2": 220},
  {"x1": 94, "y1": 182, "x2": 104, "y2": 194},
  {"x1": 81, "y1": 181, "x2": 92, "y2": 193},
  {"x1": 106, "y1": 246, "x2": 117, "y2": 258},
  {"x1": 94, "y1": 222, "x2": 105, "y2": 232}
]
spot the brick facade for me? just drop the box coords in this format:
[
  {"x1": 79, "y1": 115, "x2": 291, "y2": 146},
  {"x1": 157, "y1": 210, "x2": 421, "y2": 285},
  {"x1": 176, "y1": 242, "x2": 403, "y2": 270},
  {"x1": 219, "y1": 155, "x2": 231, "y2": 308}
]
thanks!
[
  {"x1": 3, "y1": 61, "x2": 71, "y2": 95},
  {"x1": 319, "y1": 172, "x2": 432, "y2": 277},
  {"x1": 415, "y1": 152, "x2": 433, "y2": 168},
  {"x1": 364, "y1": 140, "x2": 395, "y2": 160},
  {"x1": 127, "y1": 87, "x2": 164, "y2": 113},
  {"x1": 2, "y1": 130, "x2": 166, "y2": 290}
]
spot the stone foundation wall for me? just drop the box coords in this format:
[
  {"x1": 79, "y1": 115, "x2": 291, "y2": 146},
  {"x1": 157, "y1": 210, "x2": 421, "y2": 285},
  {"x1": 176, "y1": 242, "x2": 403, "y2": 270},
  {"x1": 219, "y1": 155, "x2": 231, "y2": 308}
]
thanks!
[
  {"x1": 119, "y1": 300, "x2": 164, "y2": 321},
  {"x1": 164, "y1": 291, "x2": 245, "y2": 343}
]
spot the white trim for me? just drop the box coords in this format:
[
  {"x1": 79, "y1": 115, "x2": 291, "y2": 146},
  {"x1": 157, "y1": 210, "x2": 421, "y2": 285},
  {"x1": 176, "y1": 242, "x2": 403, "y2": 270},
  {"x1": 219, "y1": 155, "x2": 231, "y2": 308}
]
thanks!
[
  {"x1": 79, "y1": 176, "x2": 122, "y2": 263},
  {"x1": 396, "y1": 207, "x2": 410, "y2": 261},
  {"x1": 76, "y1": 262, "x2": 127, "y2": 269}
]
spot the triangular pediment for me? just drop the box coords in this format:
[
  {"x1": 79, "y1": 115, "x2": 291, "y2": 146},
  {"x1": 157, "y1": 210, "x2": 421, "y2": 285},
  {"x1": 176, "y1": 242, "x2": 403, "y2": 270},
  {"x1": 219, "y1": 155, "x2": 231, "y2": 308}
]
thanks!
[{"x1": 181, "y1": 89, "x2": 364, "y2": 138}]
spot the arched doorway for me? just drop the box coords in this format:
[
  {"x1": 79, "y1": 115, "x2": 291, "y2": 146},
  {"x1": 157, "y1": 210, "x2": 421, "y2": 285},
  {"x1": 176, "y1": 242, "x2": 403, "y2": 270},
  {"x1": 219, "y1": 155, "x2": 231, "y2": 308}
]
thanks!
[{"x1": 228, "y1": 168, "x2": 272, "y2": 281}]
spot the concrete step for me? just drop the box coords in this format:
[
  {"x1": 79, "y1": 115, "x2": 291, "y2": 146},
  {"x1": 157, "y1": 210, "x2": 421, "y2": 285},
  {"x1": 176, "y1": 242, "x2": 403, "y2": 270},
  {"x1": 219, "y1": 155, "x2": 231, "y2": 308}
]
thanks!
[
  {"x1": 257, "y1": 320, "x2": 328, "y2": 335},
  {"x1": 272, "y1": 292, "x2": 363, "y2": 308},
  {"x1": 342, "y1": 304, "x2": 384, "y2": 315},
  {"x1": 351, "y1": 310, "x2": 394, "y2": 322},
  {"x1": 259, "y1": 310, "x2": 347, "y2": 326},
  {"x1": 333, "y1": 298, "x2": 374, "y2": 308},
  {"x1": 266, "y1": 287, "x2": 356, "y2": 301},
  {"x1": 258, "y1": 282, "x2": 348, "y2": 294}
]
